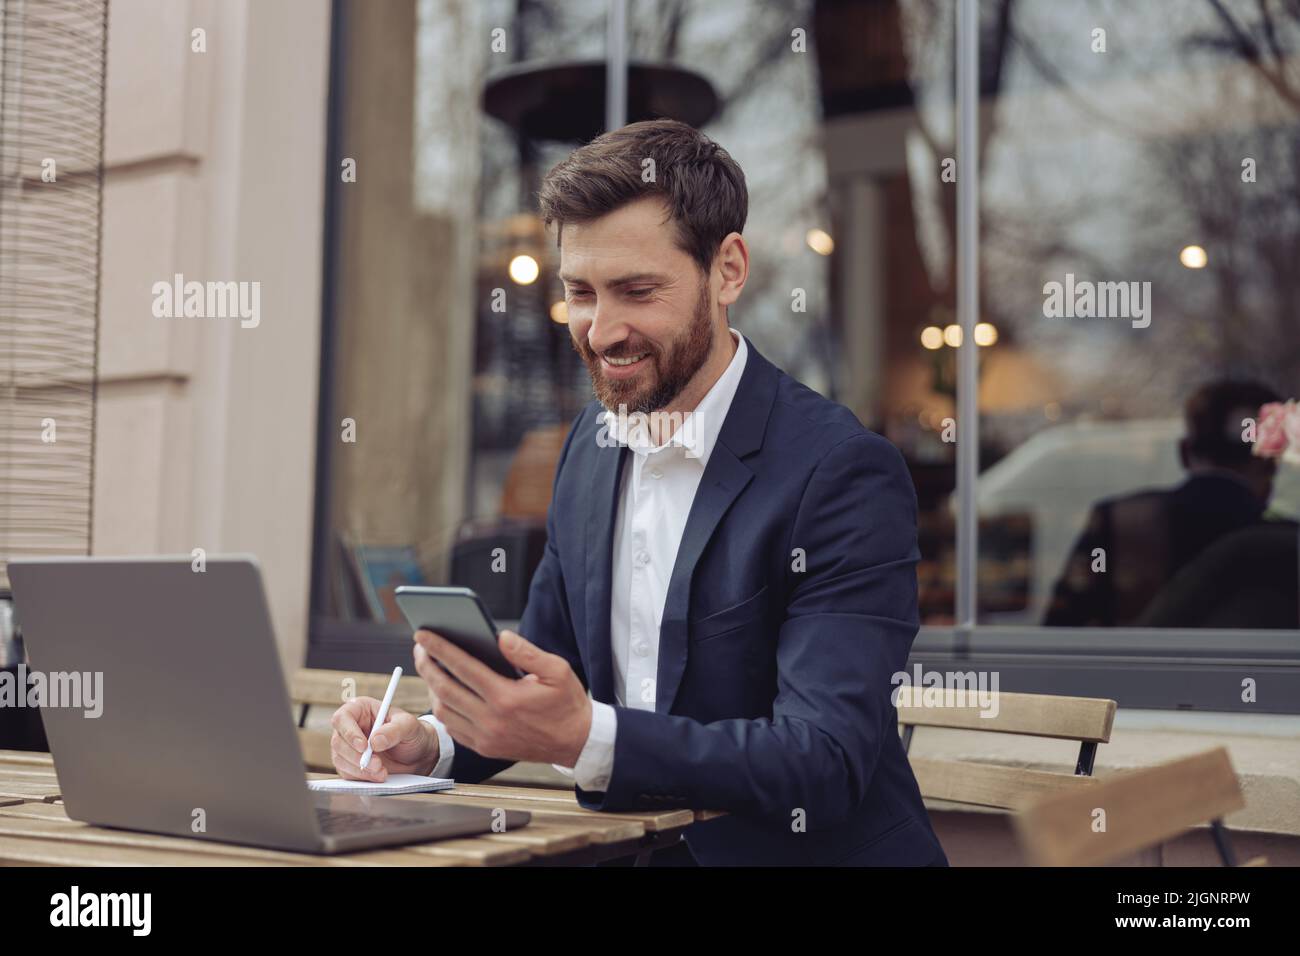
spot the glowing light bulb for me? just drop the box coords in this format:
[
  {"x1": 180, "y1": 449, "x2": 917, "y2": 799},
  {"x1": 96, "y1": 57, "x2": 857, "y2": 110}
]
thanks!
[
  {"x1": 805, "y1": 228, "x2": 835, "y2": 256},
  {"x1": 508, "y1": 254, "x2": 540, "y2": 285}
]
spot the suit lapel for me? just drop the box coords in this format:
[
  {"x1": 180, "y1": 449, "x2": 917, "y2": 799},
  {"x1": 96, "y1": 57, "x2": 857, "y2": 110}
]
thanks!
[
  {"x1": 584, "y1": 435, "x2": 626, "y2": 706},
  {"x1": 654, "y1": 344, "x2": 780, "y2": 715},
  {"x1": 655, "y1": 446, "x2": 753, "y2": 714}
]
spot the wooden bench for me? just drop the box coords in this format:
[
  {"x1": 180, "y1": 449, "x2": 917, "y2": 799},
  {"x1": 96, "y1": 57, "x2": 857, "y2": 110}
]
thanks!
[
  {"x1": 897, "y1": 687, "x2": 1117, "y2": 810},
  {"x1": 290, "y1": 669, "x2": 431, "y2": 771},
  {"x1": 1014, "y1": 746, "x2": 1265, "y2": 866}
]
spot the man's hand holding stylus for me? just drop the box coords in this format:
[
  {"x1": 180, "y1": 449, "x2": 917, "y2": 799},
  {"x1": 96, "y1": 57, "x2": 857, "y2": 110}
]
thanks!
[{"x1": 329, "y1": 697, "x2": 440, "y2": 781}]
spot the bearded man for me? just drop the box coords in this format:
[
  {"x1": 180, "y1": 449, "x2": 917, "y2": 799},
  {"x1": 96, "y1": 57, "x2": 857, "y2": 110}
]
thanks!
[{"x1": 331, "y1": 119, "x2": 947, "y2": 867}]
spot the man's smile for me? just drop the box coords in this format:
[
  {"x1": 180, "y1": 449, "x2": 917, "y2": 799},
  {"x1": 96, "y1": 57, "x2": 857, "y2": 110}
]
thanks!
[{"x1": 600, "y1": 352, "x2": 652, "y2": 378}]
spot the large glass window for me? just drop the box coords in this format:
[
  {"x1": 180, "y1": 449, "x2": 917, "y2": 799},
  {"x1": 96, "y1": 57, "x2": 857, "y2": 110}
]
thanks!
[{"x1": 310, "y1": 0, "x2": 1299, "y2": 712}]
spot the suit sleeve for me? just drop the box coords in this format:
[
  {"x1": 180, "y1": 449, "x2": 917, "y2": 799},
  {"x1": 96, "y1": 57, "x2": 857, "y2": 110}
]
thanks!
[
  {"x1": 576, "y1": 432, "x2": 920, "y2": 830},
  {"x1": 444, "y1": 407, "x2": 590, "y2": 784}
]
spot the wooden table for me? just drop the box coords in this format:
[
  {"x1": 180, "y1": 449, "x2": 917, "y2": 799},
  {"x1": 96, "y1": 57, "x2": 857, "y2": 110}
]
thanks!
[{"x1": 0, "y1": 750, "x2": 718, "y2": 867}]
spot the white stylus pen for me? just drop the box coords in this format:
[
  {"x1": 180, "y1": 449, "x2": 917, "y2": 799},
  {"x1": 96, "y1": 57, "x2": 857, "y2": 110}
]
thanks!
[{"x1": 360, "y1": 666, "x2": 402, "y2": 770}]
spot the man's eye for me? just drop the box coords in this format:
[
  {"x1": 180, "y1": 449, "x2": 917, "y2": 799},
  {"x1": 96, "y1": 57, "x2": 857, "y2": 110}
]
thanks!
[
  {"x1": 567, "y1": 290, "x2": 593, "y2": 301},
  {"x1": 627, "y1": 288, "x2": 653, "y2": 298}
]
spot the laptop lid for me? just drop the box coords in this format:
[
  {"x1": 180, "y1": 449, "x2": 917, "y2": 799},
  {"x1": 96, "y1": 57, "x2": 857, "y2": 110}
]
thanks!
[{"x1": 9, "y1": 556, "x2": 322, "y2": 851}]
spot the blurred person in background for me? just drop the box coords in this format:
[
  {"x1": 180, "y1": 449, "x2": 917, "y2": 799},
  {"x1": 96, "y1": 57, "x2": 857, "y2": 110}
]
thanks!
[{"x1": 1045, "y1": 380, "x2": 1286, "y2": 627}]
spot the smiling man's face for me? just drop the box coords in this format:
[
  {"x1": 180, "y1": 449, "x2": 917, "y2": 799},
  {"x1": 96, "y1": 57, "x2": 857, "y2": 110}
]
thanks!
[{"x1": 560, "y1": 197, "x2": 719, "y2": 416}]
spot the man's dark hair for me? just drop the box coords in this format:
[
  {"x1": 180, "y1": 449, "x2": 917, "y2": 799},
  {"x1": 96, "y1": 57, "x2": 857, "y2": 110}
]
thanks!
[
  {"x1": 1184, "y1": 379, "x2": 1281, "y2": 465},
  {"x1": 537, "y1": 119, "x2": 748, "y2": 274}
]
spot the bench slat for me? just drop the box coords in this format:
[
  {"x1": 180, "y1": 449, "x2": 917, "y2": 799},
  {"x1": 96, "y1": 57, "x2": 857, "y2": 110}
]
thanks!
[
  {"x1": 291, "y1": 669, "x2": 429, "y2": 712},
  {"x1": 911, "y1": 756, "x2": 1104, "y2": 810},
  {"x1": 897, "y1": 688, "x2": 1116, "y2": 743}
]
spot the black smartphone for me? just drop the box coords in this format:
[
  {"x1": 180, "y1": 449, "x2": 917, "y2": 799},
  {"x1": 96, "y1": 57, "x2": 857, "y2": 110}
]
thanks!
[{"x1": 393, "y1": 586, "x2": 523, "y2": 679}]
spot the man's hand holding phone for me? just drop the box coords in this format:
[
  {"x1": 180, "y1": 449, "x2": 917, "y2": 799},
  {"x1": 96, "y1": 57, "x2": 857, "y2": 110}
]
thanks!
[
  {"x1": 413, "y1": 627, "x2": 592, "y2": 767},
  {"x1": 328, "y1": 697, "x2": 440, "y2": 781}
]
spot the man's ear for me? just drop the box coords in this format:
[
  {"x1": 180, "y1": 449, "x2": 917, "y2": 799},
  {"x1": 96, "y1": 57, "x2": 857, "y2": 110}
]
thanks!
[{"x1": 715, "y1": 232, "x2": 749, "y2": 307}]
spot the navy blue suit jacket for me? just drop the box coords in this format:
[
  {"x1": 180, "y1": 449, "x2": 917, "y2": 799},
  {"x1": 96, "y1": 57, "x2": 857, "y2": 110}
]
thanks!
[{"x1": 451, "y1": 340, "x2": 947, "y2": 866}]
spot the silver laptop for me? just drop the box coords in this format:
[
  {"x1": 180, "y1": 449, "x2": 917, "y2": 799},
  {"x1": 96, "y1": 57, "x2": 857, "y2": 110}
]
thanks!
[{"x1": 8, "y1": 555, "x2": 528, "y2": 854}]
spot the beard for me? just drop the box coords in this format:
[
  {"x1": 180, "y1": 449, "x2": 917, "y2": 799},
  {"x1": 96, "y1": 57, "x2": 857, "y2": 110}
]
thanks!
[{"x1": 574, "y1": 279, "x2": 715, "y2": 416}]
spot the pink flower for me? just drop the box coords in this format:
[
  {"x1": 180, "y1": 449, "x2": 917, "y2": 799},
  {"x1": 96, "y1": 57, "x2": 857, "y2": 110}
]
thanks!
[
  {"x1": 1253, "y1": 400, "x2": 1298, "y2": 462},
  {"x1": 1287, "y1": 403, "x2": 1300, "y2": 466}
]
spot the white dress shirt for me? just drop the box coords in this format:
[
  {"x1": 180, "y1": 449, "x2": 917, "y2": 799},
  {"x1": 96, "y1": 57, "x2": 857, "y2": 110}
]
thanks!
[{"x1": 421, "y1": 329, "x2": 749, "y2": 791}]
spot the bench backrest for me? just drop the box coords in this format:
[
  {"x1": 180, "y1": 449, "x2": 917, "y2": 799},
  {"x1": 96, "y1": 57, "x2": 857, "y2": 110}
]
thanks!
[{"x1": 895, "y1": 687, "x2": 1117, "y2": 810}]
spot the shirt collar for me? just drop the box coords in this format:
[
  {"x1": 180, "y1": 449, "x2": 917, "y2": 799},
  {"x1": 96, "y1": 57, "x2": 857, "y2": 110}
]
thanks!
[{"x1": 602, "y1": 328, "x2": 748, "y2": 467}]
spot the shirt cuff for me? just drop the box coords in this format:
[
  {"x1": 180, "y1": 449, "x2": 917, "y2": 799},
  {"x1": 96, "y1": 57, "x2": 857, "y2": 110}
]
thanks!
[
  {"x1": 552, "y1": 700, "x2": 617, "y2": 792},
  {"x1": 418, "y1": 713, "x2": 456, "y2": 779}
]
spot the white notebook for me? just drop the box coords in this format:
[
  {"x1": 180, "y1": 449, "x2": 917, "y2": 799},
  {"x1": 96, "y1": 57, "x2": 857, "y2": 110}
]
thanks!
[{"x1": 307, "y1": 774, "x2": 455, "y2": 795}]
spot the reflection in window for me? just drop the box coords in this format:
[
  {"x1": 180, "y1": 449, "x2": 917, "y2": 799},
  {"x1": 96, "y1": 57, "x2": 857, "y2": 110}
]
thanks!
[{"x1": 972, "y1": 0, "x2": 1299, "y2": 627}]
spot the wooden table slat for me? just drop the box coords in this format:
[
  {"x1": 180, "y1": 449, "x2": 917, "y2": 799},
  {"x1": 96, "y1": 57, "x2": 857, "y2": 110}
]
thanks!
[
  {"x1": 401, "y1": 839, "x2": 532, "y2": 866},
  {"x1": 0, "y1": 750, "x2": 55, "y2": 767},
  {"x1": 0, "y1": 814, "x2": 475, "y2": 867},
  {"x1": 0, "y1": 835, "x2": 276, "y2": 868},
  {"x1": 437, "y1": 788, "x2": 694, "y2": 831},
  {"x1": 0, "y1": 768, "x2": 59, "y2": 780},
  {"x1": 0, "y1": 782, "x2": 61, "y2": 803},
  {"x1": 450, "y1": 782, "x2": 721, "y2": 825},
  {"x1": 0, "y1": 802, "x2": 71, "y2": 821},
  {"x1": 492, "y1": 814, "x2": 644, "y2": 843},
  {"x1": 480, "y1": 823, "x2": 592, "y2": 855}
]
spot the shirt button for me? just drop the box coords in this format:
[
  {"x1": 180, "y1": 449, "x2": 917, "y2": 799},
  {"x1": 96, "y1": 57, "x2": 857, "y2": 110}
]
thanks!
[
  {"x1": 633, "y1": 641, "x2": 650, "y2": 657},
  {"x1": 635, "y1": 549, "x2": 651, "y2": 567},
  {"x1": 650, "y1": 467, "x2": 663, "y2": 479}
]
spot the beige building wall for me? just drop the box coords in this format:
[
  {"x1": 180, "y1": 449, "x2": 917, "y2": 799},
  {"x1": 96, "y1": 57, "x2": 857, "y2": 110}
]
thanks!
[{"x1": 94, "y1": 0, "x2": 331, "y2": 670}]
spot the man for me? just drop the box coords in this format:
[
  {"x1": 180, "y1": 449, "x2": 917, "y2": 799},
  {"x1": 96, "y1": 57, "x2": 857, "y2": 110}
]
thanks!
[
  {"x1": 1044, "y1": 380, "x2": 1282, "y2": 627},
  {"x1": 330, "y1": 120, "x2": 947, "y2": 866}
]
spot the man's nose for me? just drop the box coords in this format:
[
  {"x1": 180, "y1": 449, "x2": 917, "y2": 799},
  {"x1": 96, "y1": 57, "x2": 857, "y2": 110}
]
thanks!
[{"x1": 585, "y1": 300, "x2": 630, "y2": 355}]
